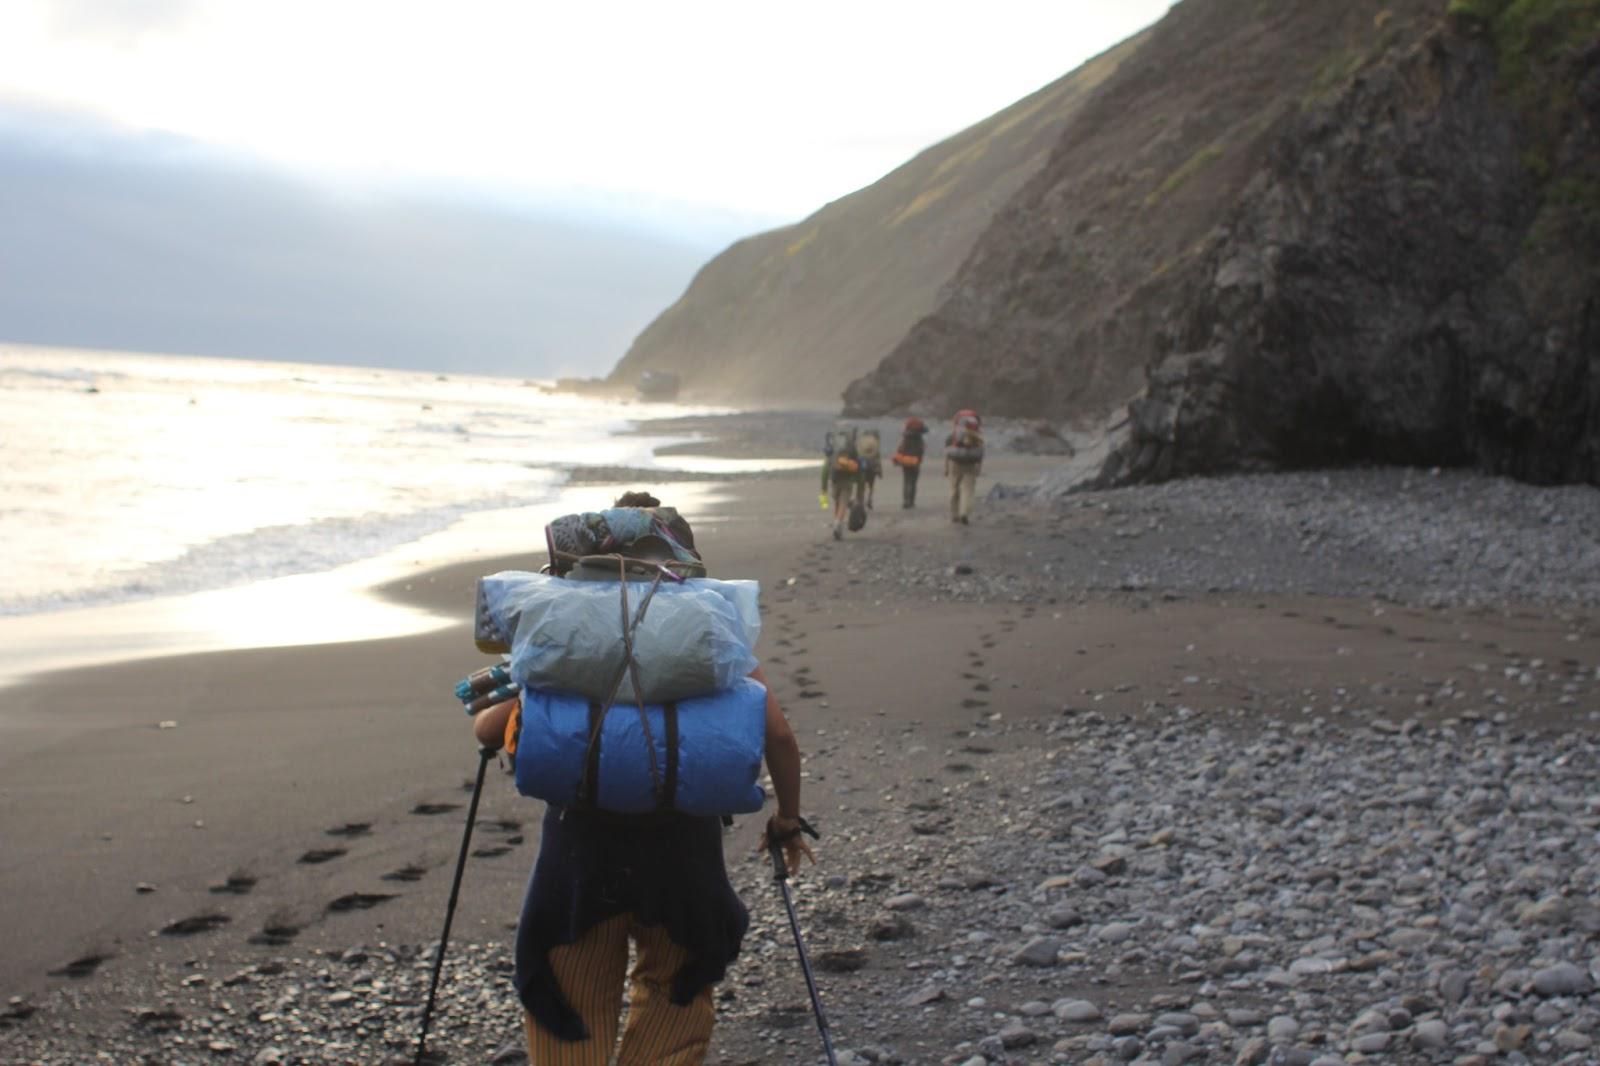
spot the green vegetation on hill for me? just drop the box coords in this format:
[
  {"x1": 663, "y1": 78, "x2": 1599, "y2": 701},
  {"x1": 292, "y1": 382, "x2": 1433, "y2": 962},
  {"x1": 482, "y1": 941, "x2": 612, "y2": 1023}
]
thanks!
[{"x1": 1448, "y1": 0, "x2": 1600, "y2": 114}]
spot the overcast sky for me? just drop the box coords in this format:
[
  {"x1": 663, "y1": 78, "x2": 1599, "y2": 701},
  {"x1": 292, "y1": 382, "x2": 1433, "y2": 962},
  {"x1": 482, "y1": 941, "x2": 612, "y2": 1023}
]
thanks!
[{"x1": 0, "y1": 0, "x2": 1173, "y2": 376}]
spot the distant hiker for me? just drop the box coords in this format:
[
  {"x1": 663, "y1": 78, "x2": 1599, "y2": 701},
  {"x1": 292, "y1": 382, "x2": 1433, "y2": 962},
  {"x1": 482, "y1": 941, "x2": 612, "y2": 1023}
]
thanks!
[
  {"x1": 856, "y1": 428, "x2": 883, "y2": 509},
  {"x1": 821, "y1": 428, "x2": 864, "y2": 540},
  {"x1": 944, "y1": 411, "x2": 985, "y2": 525},
  {"x1": 470, "y1": 494, "x2": 815, "y2": 1065},
  {"x1": 892, "y1": 417, "x2": 927, "y2": 508}
]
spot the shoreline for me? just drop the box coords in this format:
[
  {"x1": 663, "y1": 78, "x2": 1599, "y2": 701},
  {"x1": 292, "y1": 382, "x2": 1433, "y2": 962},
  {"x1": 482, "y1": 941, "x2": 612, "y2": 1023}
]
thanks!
[
  {"x1": 3, "y1": 455, "x2": 1599, "y2": 1064},
  {"x1": 0, "y1": 410, "x2": 839, "y2": 689}
]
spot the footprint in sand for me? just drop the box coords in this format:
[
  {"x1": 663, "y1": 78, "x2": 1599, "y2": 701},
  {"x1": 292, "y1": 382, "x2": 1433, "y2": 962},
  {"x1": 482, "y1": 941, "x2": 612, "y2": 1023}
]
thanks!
[
  {"x1": 1, "y1": 1002, "x2": 39, "y2": 1027},
  {"x1": 325, "y1": 822, "x2": 372, "y2": 838},
  {"x1": 798, "y1": 690, "x2": 827, "y2": 700},
  {"x1": 411, "y1": 802, "x2": 461, "y2": 816},
  {"x1": 960, "y1": 698, "x2": 988, "y2": 709},
  {"x1": 326, "y1": 893, "x2": 396, "y2": 913},
  {"x1": 248, "y1": 919, "x2": 302, "y2": 947},
  {"x1": 480, "y1": 821, "x2": 524, "y2": 846},
  {"x1": 382, "y1": 864, "x2": 428, "y2": 883},
  {"x1": 298, "y1": 847, "x2": 346, "y2": 865},
  {"x1": 49, "y1": 952, "x2": 112, "y2": 979},
  {"x1": 160, "y1": 913, "x2": 230, "y2": 937},
  {"x1": 208, "y1": 874, "x2": 257, "y2": 895},
  {"x1": 471, "y1": 844, "x2": 512, "y2": 858},
  {"x1": 972, "y1": 682, "x2": 991, "y2": 692}
]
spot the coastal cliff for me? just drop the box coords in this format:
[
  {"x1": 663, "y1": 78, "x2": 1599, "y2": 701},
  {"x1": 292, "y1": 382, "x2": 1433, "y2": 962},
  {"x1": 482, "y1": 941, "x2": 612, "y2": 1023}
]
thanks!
[
  {"x1": 1081, "y1": 4, "x2": 1600, "y2": 490},
  {"x1": 604, "y1": 35, "x2": 1147, "y2": 407},
  {"x1": 842, "y1": 0, "x2": 1445, "y2": 420},
  {"x1": 845, "y1": 0, "x2": 1600, "y2": 490}
]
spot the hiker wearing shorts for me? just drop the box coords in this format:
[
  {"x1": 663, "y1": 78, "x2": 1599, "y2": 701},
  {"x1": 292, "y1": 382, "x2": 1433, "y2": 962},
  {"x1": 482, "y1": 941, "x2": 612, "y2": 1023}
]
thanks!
[
  {"x1": 944, "y1": 412, "x2": 984, "y2": 525},
  {"x1": 821, "y1": 442, "x2": 863, "y2": 541},
  {"x1": 472, "y1": 493, "x2": 814, "y2": 1064}
]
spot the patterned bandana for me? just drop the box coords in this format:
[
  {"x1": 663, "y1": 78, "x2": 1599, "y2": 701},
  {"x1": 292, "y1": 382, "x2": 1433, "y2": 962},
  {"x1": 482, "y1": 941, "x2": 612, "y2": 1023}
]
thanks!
[{"x1": 544, "y1": 507, "x2": 702, "y2": 574}]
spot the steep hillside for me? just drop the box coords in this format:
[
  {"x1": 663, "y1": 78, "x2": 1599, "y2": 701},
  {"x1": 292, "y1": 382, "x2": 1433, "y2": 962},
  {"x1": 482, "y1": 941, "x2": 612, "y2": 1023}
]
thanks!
[
  {"x1": 605, "y1": 35, "x2": 1146, "y2": 407},
  {"x1": 850, "y1": 0, "x2": 1600, "y2": 491},
  {"x1": 1083, "y1": 0, "x2": 1600, "y2": 488},
  {"x1": 845, "y1": 0, "x2": 1446, "y2": 419}
]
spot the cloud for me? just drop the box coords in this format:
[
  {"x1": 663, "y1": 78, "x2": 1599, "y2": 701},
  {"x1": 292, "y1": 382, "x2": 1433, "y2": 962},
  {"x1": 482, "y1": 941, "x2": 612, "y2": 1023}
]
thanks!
[
  {"x1": 0, "y1": 105, "x2": 721, "y2": 377},
  {"x1": 43, "y1": 0, "x2": 198, "y2": 46},
  {"x1": 0, "y1": 0, "x2": 1177, "y2": 219}
]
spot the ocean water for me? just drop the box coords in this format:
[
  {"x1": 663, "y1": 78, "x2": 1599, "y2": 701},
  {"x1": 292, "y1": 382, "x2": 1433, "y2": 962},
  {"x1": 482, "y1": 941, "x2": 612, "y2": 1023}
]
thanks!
[{"x1": 0, "y1": 345, "x2": 742, "y2": 617}]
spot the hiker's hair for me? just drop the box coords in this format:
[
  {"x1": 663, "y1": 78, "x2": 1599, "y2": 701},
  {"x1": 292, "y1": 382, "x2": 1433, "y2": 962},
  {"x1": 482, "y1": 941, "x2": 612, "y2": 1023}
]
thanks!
[{"x1": 614, "y1": 490, "x2": 661, "y2": 508}]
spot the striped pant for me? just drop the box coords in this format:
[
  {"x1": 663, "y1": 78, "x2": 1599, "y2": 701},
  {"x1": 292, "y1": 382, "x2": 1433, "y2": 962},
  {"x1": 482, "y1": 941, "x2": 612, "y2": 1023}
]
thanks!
[{"x1": 524, "y1": 913, "x2": 716, "y2": 1065}]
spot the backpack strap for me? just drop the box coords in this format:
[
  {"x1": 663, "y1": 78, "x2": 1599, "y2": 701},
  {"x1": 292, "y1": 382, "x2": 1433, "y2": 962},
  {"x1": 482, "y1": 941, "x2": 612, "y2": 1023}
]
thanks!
[
  {"x1": 660, "y1": 701, "x2": 680, "y2": 812},
  {"x1": 578, "y1": 699, "x2": 606, "y2": 809},
  {"x1": 575, "y1": 561, "x2": 669, "y2": 811}
]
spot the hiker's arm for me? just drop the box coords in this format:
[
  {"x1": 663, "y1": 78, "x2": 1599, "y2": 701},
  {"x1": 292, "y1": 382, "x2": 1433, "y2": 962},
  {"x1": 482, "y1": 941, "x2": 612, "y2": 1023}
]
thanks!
[
  {"x1": 473, "y1": 695, "x2": 518, "y2": 751},
  {"x1": 749, "y1": 666, "x2": 814, "y2": 874},
  {"x1": 751, "y1": 666, "x2": 802, "y2": 820}
]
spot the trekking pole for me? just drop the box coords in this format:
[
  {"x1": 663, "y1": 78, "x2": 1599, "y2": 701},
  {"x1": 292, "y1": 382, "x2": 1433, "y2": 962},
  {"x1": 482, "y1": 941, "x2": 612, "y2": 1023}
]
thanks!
[
  {"x1": 767, "y1": 820, "x2": 836, "y2": 1066},
  {"x1": 414, "y1": 745, "x2": 495, "y2": 1065}
]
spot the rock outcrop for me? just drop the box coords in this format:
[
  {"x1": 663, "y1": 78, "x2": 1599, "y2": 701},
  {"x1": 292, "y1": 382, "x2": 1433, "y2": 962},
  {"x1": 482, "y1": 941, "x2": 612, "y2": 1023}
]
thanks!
[{"x1": 1091, "y1": 13, "x2": 1600, "y2": 489}]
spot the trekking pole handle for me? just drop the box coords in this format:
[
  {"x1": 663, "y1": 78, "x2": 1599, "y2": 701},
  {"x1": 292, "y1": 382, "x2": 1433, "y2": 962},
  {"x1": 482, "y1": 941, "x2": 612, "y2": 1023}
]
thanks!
[{"x1": 768, "y1": 833, "x2": 788, "y2": 882}]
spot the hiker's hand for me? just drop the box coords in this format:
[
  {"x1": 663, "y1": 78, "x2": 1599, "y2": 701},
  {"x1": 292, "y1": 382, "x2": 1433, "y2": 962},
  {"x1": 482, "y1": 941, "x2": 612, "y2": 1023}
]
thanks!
[
  {"x1": 761, "y1": 816, "x2": 816, "y2": 877},
  {"x1": 473, "y1": 695, "x2": 519, "y2": 751}
]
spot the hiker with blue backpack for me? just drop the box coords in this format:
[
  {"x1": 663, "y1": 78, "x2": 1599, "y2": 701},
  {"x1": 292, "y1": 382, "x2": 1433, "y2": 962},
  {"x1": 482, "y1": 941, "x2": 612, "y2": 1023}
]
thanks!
[{"x1": 459, "y1": 492, "x2": 817, "y2": 1065}]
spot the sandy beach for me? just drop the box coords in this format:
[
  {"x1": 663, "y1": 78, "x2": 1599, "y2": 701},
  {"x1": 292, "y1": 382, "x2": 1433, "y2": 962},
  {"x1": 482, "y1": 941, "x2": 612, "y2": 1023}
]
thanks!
[{"x1": 3, "y1": 442, "x2": 1599, "y2": 1065}]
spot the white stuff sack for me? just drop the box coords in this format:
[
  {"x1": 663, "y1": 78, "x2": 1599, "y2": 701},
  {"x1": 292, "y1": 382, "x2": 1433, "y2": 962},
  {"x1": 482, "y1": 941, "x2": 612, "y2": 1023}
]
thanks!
[{"x1": 480, "y1": 571, "x2": 760, "y2": 704}]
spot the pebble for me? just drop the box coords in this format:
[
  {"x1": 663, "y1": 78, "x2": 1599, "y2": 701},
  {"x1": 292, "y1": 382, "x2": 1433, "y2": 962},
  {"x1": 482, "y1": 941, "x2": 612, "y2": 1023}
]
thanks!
[
  {"x1": 1265, "y1": 1015, "x2": 1299, "y2": 1042},
  {"x1": 1055, "y1": 998, "x2": 1102, "y2": 1023},
  {"x1": 997, "y1": 1021, "x2": 1036, "y2": 1048},
  {"x1": 1010, "y1": 936, "x2": 1060, "y2": 967},
  {"x1": 1412, "y1": 1019, "x2": 1449, "y2": 1048}
]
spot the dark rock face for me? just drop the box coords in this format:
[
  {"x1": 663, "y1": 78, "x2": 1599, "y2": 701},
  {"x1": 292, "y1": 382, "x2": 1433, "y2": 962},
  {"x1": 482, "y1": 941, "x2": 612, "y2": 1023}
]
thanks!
[{"x1": 1104, "y1": 27, "x2": 1600, "y2": 487}]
